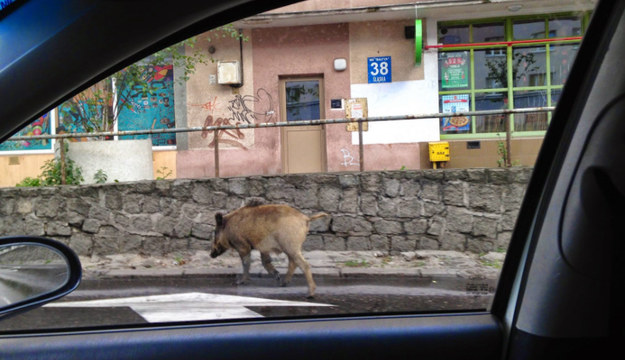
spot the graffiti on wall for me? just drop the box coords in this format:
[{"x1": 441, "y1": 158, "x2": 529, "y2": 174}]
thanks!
[
  {"x1": 340, "y1": 148, "x2": 358, "y2": 167},
  {"x1": 199, "y1": 88, "x2": 274, "y2": 149}
]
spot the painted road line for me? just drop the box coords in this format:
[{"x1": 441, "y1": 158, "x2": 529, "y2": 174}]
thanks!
[{"x1": 46, "y1": 292, "x2": 333, "y2": 322}]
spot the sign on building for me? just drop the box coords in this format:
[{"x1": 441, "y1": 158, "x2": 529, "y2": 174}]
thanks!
[
  {"x1": 345, "y1": 98, "x2": 368, "y2": 132},
  {"x1": 368, "y1": 56, "x2": 392, "y2": 83},
  {"x1": 440, "y1": 52, "x2": 469, "y2": 89},
  {"x1": 441, "y1": 94, "x2": 470, "y2": 132}
]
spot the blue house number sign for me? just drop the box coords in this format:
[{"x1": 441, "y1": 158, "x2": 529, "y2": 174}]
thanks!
[{"x1": 368, "y1": 56, "x2": 392, "y2": 83}]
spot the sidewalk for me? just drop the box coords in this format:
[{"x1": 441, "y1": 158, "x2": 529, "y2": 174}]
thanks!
[{"x1": 80, "y1": 250, "x2": 505, "y2": 281}]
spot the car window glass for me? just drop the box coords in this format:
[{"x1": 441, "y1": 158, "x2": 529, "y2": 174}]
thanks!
[{"x1": 0, "y1": 0, "x2": 595, "y2": 331}]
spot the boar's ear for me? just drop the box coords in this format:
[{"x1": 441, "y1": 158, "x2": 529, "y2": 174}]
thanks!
[{"x1": 215, "y1": 213, "x2": 224, "y2": 227}]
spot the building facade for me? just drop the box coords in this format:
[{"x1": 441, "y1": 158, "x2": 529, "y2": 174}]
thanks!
[{"x1": 0, "y1": 0, "x2": 596, "y2": 186}]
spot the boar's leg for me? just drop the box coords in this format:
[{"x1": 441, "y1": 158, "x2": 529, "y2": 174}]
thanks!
[
  {"x1": 260, "y1": 252, "x2": 281, "y2": 283},
  {"x1": 236, "y1": 251, "x2": 252, "y2": 285},
  {"x1": 293, "y1": 252, "x2": 316, "y2": 298},
  {"x1": 281, "y1": 256, "x2": 297, "y2": 287}
]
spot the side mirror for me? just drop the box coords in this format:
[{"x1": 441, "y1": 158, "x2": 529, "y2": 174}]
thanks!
[{"x1": 0, "y1": 236, "x2": 81, "y2": 319}]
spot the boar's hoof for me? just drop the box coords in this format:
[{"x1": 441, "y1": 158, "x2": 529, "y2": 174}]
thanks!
[
  {"x1": 280, "y1": 280, "x2": 289, "y2": 287},
  {"x1": 235, "y1": 278, "x2": 250, "y2": 285},
  {"x1": 306, "y1": 294, "x2": 315, "y2": 299}
]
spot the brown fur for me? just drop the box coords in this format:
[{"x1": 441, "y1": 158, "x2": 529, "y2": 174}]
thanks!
[{"x1": 211, "y1": 204, "x2": 329, "y2": 298}]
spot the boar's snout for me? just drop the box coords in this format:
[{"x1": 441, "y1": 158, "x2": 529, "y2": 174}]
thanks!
[{"x1": 210, "y1": 241, "x2": 226, "y2": 258}]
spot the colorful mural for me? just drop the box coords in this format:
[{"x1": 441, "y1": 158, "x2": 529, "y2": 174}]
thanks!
[
  {"x1": 118, "y1": 65, "x2": 176, "y2": 146},
  {"x1": 0, "y1": 113, "x2": 51, "y2": 151}
]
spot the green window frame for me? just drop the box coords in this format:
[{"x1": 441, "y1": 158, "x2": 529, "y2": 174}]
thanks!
[{"x1": 437, "y1": 12, "x2": 591, "y2": 140}]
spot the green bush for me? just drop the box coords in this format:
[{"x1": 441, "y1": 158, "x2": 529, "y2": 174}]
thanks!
[
  {"x1": 15, "y1": 158, "x2": 83, "y2": 187},
  {"x1": 16, "y1": 177, "x2": 42, "y2": 187}
]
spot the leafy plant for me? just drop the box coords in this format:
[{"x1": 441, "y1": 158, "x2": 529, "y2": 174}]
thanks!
[
  {"x1": 496, "y1": 140, "x2": 508, "y2": 167},
  {"x1": 156, "y1": 166, "x2": 173, "y2": 180},
  {"x1": 16, "y1": 154, "x2": 83, "y2": 187},
  {"x1": 16, "y1": 177, "x2": 41, "y2": 187},
  {"x1": 93, "y1": 169, "x2": 108, "y2": 184},
  {"x1": 40, "y1": 158, "x2": 83, "y2": 186}
]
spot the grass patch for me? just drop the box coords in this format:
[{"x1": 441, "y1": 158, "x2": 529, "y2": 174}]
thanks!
[
  {"x1": 480, "y1": 259, "x2": 502, "y2": 269},
  {"x1": 343, "y1": 260, "x2": 370, "y2": 268}
]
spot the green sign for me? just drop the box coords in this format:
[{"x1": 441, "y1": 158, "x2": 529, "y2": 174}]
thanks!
[
  {"x1": 415, "y1": 19, "x2": 422, "y2": 65},
  {"x1": 441, "y1": 51, "x2": 469, "y2": 89}
]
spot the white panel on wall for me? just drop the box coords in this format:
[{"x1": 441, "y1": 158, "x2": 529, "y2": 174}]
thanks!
[{"x1": 350, "y1": 80, "x2": 440, "y2": 145}]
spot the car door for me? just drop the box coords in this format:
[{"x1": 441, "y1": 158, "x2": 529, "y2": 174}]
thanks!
[{"x1": 0, "y1": 0, "x2": 623, "y2": 359}]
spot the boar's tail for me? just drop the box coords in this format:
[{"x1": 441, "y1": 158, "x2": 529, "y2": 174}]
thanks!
[{"x1": 308, "y1": 212, "x2": 330, "y2": 222}]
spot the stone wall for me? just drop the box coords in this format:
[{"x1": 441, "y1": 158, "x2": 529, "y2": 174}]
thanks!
[{"x1": 0, "y1": 168, "x2": 532, "y2": 256}]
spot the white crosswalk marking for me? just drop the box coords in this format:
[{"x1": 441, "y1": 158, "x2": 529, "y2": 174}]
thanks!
[{"x1": 46, "y1": 292, "x2": 332, "y2": 322}]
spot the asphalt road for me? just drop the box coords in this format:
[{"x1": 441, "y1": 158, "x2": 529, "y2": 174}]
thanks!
[{"x1": 0, "y1": 275, "x2": 496, "y2": 332}]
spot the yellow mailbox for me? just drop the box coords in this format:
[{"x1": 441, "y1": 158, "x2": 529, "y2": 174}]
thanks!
[{"x1": 429, "y1": 141, "x2": 450, "y2": 168}]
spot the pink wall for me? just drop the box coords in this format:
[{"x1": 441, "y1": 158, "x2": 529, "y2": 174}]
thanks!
[
  {"x1": 177, "y1": 21, "x2": 423, "y2": 179},
  {"x1": 252, "y1": 23, "x2": 352, "y2": 174}
]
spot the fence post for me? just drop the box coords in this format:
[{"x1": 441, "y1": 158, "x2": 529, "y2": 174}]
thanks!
[
  {"x1": 214, "y1": 129, "x2": 220, "y2": 178},
  {"x1": 358, "y1": 120, "x2": 364, "y2": 172},
  {"x1": 505, "y1": 113, "x2": 512, "y2": 167},
  {"x1": 59, "y1": 138, "x2": 67, "y2": 185}
]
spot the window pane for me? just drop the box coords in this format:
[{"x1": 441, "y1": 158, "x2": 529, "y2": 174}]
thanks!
[
  {"x1": 551, "y1": 88, "x2": 562, "y2": 106},
  {"x1": 549, "y1": 16, "x2": 582, "y2": 37},
  {"x1": 472, "y1": 22, "x2": 504, "y2": 43},
  {"x1": 514, "y1": 90, "x2": 548, "y2": 131},
  {"x1": 513, "y1": 19, "x2": 546, "y2": 40},
  {"x1": 439, "y1": 51, "x2": 470, "y2": 91},
  {"x1": 475, "y1": 92, "x2": 507, "y2": 133},
  {"x1": 513, "y1": 46, "x2": 547, "y2": 87},
  {"x1": 440, "y1": 94, "x2": 471, "y2": 134},
  {"x1": 474, "y1": 48, "x2": 507, "y2": 89},
  {"x1": 438, "y1": 24, "x2": 469, "y2": 44},
  {"x1": 550, "y1": 44, "x2": 579, "y2": 85},
  {"x1": 285, "y1": 81, "x2": 320, "y2": 121}
]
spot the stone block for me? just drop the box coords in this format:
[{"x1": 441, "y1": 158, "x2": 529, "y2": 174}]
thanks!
[{"x1": 346, "y1": 236, "x2": 371, "y2": 251}]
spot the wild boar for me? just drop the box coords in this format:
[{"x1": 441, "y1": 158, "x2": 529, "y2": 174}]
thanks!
[{"x1": 210, "y1": 202, "x2": 329, "y2": 298}]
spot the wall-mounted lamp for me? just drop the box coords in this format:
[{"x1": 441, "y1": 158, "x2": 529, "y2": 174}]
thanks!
[
  {"x1": 334, "y1": 58, "x2": 347, "y2": 71},
  {"x1": 208, "y1": 45, "x2": 216, "y2": 54}
]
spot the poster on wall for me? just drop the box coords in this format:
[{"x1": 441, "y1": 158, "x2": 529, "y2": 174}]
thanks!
[
  {"x1": 440, "y1": 51, "x2": 468, "y2": 89},
  {"x1": 441, "y1": 94, "x2": 470, "y2": 132},
  {"x1": 0, "y1": 112, "x2": 51, "y2": 152}
]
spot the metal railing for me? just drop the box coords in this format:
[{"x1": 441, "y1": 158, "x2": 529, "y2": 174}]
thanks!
[{"x1": 6, "y1": 107, "x2": 554, "y2": 175}]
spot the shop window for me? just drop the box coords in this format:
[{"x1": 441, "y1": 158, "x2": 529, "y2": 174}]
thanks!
[
  {"x1": 473, "y1": 22, "x2": 505, "y2": 43},
  {"x1": 475, "y1": 49, "x2": 507, "y2": 89},
  {"x1": 550, "y1": 44, "x2": 579, "y2": 85},
  {"x1": 551, "y1": 89, "x2": 562, "y2": 107},
  {"x1": 513, "y1": 90, "x2": 548, "y2": 131},
  {"x1": 475, "y1": 92, "x2": 507, "y2": 133},
  {"x1": 438, "y1": 24, "x2": 469, "y2": 44},
  {"x1": 512, "y1": 46, "x2": 547, "y2": 87},
  {"x1": 438, "y1": 13, "x2": 587, "y2": 138},
  {"x1": 549, "y1": 16, "x2": 582, "y2": 37},
  {"x1": 513, "y1": 19, "x2": 546, "y2": 40}
]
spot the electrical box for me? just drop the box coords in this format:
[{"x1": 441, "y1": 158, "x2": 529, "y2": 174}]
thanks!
[
  {"x1": 429, "y1": 141, "x2": 450, "y2": 162},
  {"x1": 217, "y1": 61, "x2": 242, "y2": 85},
  {"x1": 345, "y1": 98, "x2": 368, "y2": 132}
]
